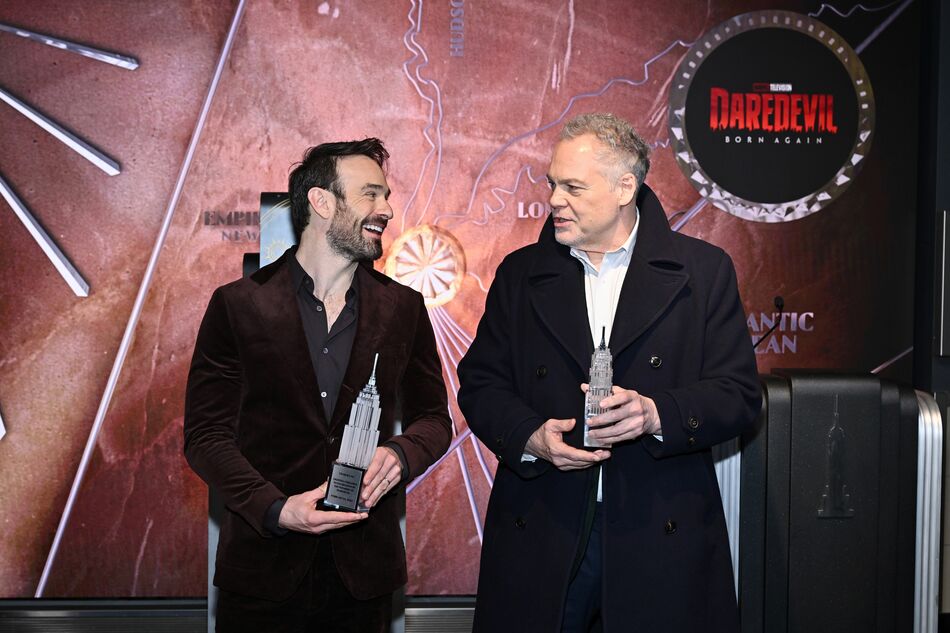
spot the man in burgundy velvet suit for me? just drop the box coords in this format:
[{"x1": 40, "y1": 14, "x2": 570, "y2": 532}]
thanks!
[{"x1": 184, "y1": 138, "x2": 452, "y2": 632}]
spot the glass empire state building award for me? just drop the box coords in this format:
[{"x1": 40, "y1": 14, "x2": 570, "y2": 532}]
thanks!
[
  {"x1": 584, "y1": 328, "x2": 613, "y2": 449},
  {"x1": 323, "y1": 354, "x2": 383, "y2": 512}
]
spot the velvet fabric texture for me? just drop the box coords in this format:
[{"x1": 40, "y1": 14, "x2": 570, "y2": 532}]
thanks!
[{"x1": 184, "y1": 251, "x2": 452, "y2": 602}]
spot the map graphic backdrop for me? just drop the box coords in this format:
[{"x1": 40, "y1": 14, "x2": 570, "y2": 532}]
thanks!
[{"x1": 0, "y1": 0, "x2": 919, "y2": 597}]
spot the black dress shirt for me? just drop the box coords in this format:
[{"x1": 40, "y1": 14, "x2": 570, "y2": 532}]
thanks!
[
  {"x1": 289, "y1": 253, "x2": 359, "y2": 421},
  {"x1": 264, "y1": 253, "x2": 407, "y2": 535}
]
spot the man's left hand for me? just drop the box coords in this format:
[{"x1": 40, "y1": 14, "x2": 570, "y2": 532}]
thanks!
[
  {"x1": 583, "y1": 384, "x2": 662, "y2": 445},
  {"x1": 360, "y1": 446, "x2": 403, "y2": 509}
]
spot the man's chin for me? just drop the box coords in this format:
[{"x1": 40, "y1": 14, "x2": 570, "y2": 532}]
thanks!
[{"x1": 553, "y1": 231, "x2": 578, "y2": 248}]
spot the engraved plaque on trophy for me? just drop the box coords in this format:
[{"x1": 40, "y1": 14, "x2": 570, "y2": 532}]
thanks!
[
  {"x1": 322, "y1": 354, "x2": 382, "y2": 512},
  {"x1": 584, "y1": 328, "x2": 613, "y2": 449}
]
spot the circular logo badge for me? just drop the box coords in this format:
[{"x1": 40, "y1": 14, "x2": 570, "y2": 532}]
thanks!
[
  {"x1": 668, "y1": 11, "x2": 874, "y2": 222},
  {"x1": 385, "y1": 225, "x2": 466, "y2": 307}
]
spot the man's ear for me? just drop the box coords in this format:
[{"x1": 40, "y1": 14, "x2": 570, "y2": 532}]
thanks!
[
  {"x1": 616, "y1": 173, "x2": 638, "y2": 207},
  {"x1": 307, "y1": 187, "x2": 334, "y2": 221}
]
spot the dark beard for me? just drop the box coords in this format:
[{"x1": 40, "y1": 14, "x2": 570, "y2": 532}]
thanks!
[{"x1": 326, "y1": 198, "x2": 382, "y2": 262}]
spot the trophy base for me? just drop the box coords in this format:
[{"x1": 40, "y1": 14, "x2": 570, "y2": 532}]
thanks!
[{"x1": 321, "y1": 461, "x2": 369, "y2": 513}]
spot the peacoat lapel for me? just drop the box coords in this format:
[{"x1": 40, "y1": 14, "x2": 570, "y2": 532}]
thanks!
[
  {"x1": 608, "y1": 184, "x2": 690, "y2": 358},
  {"x1": 250, "y1": 249, "x2": 328, "y2": 430},
  {"x1": 529, "y1": 184, "x2": 690, "y2": 371},
  {"x1": 528, "y1": 224, "x2": 594, "y2": 375},
  {"x1": 329, "y1": 263, "x2": 397, "y2": 432}
]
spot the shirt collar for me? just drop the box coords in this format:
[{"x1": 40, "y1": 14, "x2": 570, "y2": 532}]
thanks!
[{"x1": 569, "y1": 208, "x2": 640, "y2": 271}]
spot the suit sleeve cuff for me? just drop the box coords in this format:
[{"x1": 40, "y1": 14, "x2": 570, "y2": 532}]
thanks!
[
  {"x1": 383, "y1": 440, "x2": 410, "y2": 484},
  {"x1": 264, "y1": 498, "x2": 289, "y2": 536}
]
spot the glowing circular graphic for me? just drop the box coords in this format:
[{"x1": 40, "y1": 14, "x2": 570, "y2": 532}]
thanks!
[
  {"x1": 385, "y1": 225, "x2": 466, "y2": 307},
  {"x1": 668, "y1": 11, "x2": 875, "y2": 222}
]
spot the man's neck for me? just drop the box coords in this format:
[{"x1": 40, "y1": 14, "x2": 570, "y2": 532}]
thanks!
[
  {"x1": 295, "y1": 236, "x2": 359, "y2": 300},
  {"x1": 581, "y1": 207, "x2": 638, "y2": 269}
]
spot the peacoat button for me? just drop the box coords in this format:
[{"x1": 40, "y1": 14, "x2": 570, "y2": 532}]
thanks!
[
  {"x1": 688, "y1": 416, "x2": 699, "y2": 429},
  {"x1": 495, "y1": 437, "x2": 503, "y2": 447},
  {"x1": 649, "y1": 355, "x2": 662, "y2": 368},
  {"x1": 536, "y1": 365, "x2": 548, "y2": 378},
  {"x1": 495, "y1": 453, "x2": 503, "y2": 462},
  {"x1": 328, "y1": 435, "x2": 338, "y2": 445},
  {"x1": 687, "y1": 436, "x2": 696, "y2": 446},
  {"x1": 515, "y1": 517, "x2": 527, "y2": 529},
  {"x1": 664, "y1": 519, "x2": 677, "y2": 535}
]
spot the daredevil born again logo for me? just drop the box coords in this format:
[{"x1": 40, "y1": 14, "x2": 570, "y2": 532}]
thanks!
[{"x1": 669, "y1": 11, "x2": 874, "y2": 222}]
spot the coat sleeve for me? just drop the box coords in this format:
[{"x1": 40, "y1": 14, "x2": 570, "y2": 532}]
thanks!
[
  {"x1": 457, "y1": 259, "x2": 551, "y2": 479},
  {"x1": 385, "y1": 293, "x2": 453, "y2": 479},
  {"x1": 183, "y1": 287, "x2": 285, "y2": 538},
  {"x1": 642, "y1": 252, "x2": 762, "y2": 458}
]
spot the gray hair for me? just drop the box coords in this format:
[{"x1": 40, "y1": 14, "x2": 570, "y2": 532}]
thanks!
[{"x1": 559, "y1": 113, "x2": 651, "y2": 187}]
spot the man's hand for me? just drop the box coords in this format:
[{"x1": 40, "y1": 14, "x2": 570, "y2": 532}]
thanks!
[
  {"x1": 524, "y1": 418, "x2": 610, "y2": 471},
  {"x1": 278, "y1": 482, "x2": 367, "y2": 534},
  {"x1": 360, "y1": 446, "x2": 403, "y2": 509},
  {"x1": 583, "y1": 384, "x2": 661, "y2": 446}
]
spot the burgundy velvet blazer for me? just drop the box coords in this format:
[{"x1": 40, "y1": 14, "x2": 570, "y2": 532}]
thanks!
[{"x1": 184, "y1": 251, "x2": 452, "y2": 601}]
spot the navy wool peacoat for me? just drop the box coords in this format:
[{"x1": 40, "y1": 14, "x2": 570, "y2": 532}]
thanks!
[{"x1": 457, "y1": 184, "x2": 761, "y2": 632}]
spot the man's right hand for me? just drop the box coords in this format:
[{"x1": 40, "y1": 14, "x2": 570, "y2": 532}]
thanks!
[
  {"x1": 524, "y1": 418, "x2": 610, "y2": 471},
  {"x1": 278, "y1": 482, "x2": 368, "y2": 534}
]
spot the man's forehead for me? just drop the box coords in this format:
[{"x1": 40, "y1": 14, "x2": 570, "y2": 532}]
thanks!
[
  {"x1": 549, "y1": 135, "x2": 604, "y2": 176},
  {"x1": 337, "y1": 154, "x2": 387, "y2": 185}
]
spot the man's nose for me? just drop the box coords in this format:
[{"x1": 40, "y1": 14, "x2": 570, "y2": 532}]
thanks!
[{"x1": 378, "y1": 198, "x2": 394, "y2": 219}]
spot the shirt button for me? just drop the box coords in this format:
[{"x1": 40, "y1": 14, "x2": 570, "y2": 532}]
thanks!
[
  {"x1": 316, "y1": 305, "x2": 323, "y2": 312},
  {"x1": 323, "y1": 347, "x2": 329, "y2": 354},
  {"x1": 321, "y1": 391, "x2": 327, "y2": 398}
]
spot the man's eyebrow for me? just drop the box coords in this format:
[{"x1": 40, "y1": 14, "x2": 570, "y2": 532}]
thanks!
[
  {"x1": 547, "y1": 176, "x2": 587, "y2": 187},
  {"x1": 362, "y1": 183, "x2": 391, "y2": 199}
]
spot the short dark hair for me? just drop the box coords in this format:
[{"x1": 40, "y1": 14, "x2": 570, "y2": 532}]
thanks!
[{"x1": 288, "y1": 138, "x2": 389, "y2": 241}]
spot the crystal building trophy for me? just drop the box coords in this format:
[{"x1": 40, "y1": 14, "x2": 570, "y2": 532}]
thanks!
[
  {"x1": 322, "y1": 354, "x2": 382, "y2": 512},
  {"x1": 584, "y1": 328, "x2": 613, "y2": 449}
]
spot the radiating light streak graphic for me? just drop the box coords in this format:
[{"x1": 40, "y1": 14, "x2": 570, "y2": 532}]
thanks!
[
  {"x1": 426, "y1": 308, "x2": 486, "y2": 538},
  {"x1": 456, "y1": 437, "x2": 484, "y2": 543},
  {"x1": 400, "y1": 0, "x2": 445, "y2": 232},
  {"x1": 0, "y1": 172, "x2": 89, "y2": 296},
  {"x1": 469, "y1": 433, "x2": 494, "y2": 487},
  {"x1": 434, "y1": 306, "x2": 473, "y2": 347},
  {"x1": 407, "y1": 302, "x2": 494, "y2": 535},
  {"x1": 406, "y1": 427, "x2": 473, "y2": 494},
  {"x1": 855, "y1": 0, "x2": 912, "y2": 55},
  {"x1": 0, "y1": 85, "x2": 120, "y2": 176},
  {"x1": 671, "y1": 198, "x2": 706, "y2": 232},
  {"x1": 434, "y1": 38, "x2": 695, "y2": 228},
  {"x1": 870, "y1": 346, "x2": 913, "y2": 374},
  {"x1": 34, "y1": 0, "x2": 248, "y2": 596},
  {"x1": 0, "y1": 22, "x2": 139, "y2": 70},
  {"x1": 809, "y1": 1, "x2": 900, "y2": 19}
]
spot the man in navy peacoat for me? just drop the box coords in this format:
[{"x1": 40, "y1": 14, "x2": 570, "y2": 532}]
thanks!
[{"x1": 458, "y1": 114, "x2": 761, "y2": 632}]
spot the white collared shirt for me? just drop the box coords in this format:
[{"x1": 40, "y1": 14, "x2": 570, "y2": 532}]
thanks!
[
  {"x1": 522, "y1": 213, "x2": 646, "y2": 503},
  {"x1": 569, "y1": 215, "x2": 639, "y2": 502}
]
